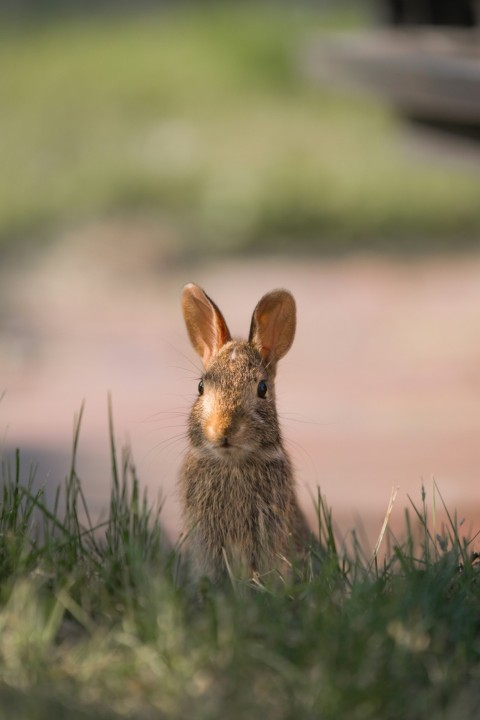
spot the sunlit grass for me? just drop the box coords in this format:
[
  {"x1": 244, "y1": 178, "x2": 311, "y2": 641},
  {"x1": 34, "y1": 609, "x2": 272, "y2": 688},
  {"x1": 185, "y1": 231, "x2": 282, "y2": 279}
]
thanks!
[
  {"x1": 0, "y1": 402, "x2": 479, "y2": 718},
  {"x1": 1, "y1": 4, "x2": 480, "y2": 257}
]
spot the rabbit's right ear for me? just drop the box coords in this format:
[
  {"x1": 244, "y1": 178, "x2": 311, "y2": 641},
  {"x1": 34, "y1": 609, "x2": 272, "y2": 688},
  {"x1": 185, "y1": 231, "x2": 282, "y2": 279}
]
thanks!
[{"x1": 182, "y1": 283, "x2": 231, "y2": 368}]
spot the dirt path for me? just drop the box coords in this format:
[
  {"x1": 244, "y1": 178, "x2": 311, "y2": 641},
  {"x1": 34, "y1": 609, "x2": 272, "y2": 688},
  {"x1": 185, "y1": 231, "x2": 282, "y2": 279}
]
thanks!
[{"x1": 2, "y1": 226, "x2": 480, "y2": 550}]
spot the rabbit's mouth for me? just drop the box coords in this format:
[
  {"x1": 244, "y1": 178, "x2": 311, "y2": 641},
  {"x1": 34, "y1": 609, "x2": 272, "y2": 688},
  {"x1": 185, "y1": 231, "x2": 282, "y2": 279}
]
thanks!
[
  {"x1": 210, "y1": 437, "x2": 253, "y2": 460},
  {"x1": 213, "y1": 438, "x2": 236, "y2": 453}
]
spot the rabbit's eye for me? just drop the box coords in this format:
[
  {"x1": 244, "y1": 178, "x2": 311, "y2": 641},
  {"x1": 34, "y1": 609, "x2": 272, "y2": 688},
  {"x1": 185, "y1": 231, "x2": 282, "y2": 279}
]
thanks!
[
  {"x1": 257, "y1": 380, "x2": 267, "y2": 399},
  {"x1": 198, "y1": 379, "x2": 204, "y2": 396}
]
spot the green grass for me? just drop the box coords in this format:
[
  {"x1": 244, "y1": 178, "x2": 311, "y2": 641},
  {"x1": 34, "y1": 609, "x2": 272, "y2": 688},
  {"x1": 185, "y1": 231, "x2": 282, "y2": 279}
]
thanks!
[
  {"x1": 2, "y1": 3, "x2": 480, "y2": 258},
  {"x1": 0, "y1": 404, "x2": 479, "y2": 719}
]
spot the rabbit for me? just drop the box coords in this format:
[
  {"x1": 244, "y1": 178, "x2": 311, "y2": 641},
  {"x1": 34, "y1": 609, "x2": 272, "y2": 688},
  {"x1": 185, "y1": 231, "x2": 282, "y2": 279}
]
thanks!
[{"x1": 179, "y1": 283, "x2": 311, "y2": 583}]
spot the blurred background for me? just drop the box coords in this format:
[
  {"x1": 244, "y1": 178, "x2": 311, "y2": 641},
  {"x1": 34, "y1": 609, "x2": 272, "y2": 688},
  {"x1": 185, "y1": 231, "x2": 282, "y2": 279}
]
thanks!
[{"x1": 1, "y1": 0, "x2": 480, "y2": 549}]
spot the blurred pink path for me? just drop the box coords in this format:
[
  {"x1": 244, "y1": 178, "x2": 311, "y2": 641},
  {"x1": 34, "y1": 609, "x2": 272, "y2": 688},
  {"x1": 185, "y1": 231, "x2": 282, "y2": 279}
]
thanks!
[{"x1": 2, "y1": 227, "x2": 480, "y2": 550}]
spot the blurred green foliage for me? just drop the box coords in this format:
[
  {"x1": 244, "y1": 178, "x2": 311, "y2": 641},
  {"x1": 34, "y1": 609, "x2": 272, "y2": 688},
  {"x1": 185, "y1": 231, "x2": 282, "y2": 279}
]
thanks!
[{"x1": 1, "y1": 2, "x2": 480, "y2": 257}]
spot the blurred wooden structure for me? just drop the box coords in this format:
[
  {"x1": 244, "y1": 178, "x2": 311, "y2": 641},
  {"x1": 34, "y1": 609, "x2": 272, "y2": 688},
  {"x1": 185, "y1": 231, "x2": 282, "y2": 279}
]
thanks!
[
  {"x1": 378, "y1": 0, "x2": 478, "y2": 27},
  {"x1": 305, "y1": 28, "x2": 480, "y2": 126},
  {"x1": 305, "y1": 0, "x2": 480, "y2": 129}
]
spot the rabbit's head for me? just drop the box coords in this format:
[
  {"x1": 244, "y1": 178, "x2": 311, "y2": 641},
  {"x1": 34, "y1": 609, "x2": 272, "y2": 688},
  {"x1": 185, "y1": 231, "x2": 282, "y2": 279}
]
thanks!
[{"x1": 182, "y1": 283, "x2": 296, "y2": 462}]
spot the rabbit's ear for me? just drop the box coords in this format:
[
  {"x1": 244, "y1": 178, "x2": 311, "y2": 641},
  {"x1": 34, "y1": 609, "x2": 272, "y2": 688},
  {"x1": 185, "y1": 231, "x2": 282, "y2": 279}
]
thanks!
[
  {"x1": 182, "y1": 283, "x2": 231, "y2": 367},
  {"x1": 249, "y1": 290, "x2": 296, "y2": 367}
]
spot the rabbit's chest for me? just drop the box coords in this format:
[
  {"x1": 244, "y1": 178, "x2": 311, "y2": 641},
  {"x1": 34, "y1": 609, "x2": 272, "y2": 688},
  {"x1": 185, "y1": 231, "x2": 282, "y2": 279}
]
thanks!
[{"x1": 191, "y1": 461, "x2": 288, "y2": 542}]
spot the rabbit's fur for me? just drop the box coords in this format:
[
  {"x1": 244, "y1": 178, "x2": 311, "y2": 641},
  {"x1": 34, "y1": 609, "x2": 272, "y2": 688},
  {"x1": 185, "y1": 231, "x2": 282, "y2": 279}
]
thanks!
[{"x1": 179, "y1": 283, "x2": 310, "y2": 582}]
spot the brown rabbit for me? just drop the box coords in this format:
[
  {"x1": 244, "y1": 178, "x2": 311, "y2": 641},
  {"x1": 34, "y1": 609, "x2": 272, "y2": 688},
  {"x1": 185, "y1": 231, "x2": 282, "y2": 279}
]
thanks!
[{"x1": 179, "y1": 283, "x2": 310, "y2": 582}]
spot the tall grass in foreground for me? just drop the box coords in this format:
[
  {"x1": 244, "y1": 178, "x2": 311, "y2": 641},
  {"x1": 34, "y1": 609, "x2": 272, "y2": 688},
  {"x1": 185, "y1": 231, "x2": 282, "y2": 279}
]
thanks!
[{"x1": 0, "y1": 407, "x2": 479, "y2": 719}]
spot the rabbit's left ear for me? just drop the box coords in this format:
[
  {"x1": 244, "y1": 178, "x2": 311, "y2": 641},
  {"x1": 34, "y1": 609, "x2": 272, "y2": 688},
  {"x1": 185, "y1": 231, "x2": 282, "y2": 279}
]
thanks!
[{"x1": 249, "y1": 289, "x2": 296, "y2": 367}]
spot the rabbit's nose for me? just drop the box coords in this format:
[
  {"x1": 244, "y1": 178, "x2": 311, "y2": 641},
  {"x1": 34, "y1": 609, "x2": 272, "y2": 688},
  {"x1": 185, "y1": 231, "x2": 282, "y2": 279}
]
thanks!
[
  {"x1": 206, "y1": 427, "x2": 231, "y2": 447},
  {"x1": 205, "y1": 412, "x2": 231, "y2": 444}
]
